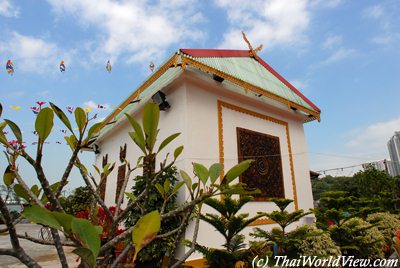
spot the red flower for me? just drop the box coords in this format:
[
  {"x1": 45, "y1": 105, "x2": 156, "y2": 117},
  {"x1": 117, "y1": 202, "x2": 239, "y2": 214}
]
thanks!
[{"x1": 396, "y1": 230, "x2": 400, "y2": 239}]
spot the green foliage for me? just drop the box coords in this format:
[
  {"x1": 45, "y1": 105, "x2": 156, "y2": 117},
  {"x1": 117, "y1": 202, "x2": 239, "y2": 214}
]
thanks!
[
  {"x1": 329, "y1": 217, "x2": 385, "y2": 259},
  {"x1": 22, "y1": 205, "x2": 102, "y2": 267},
  {"x1": 193, "y1": 195, "x2": 262, "y2": 267},
  {"x1": 132, "y1": 210, "x2": 161, "y2": 263},
  {"x1": 312, "y1": 168, "x2": 400, "y2": 213},
  {"x1": 250, "y1": 198, "x2": 312, "y2": 260},
  {"x1": 289, "y1": 224, "x2": 341, "y2": 258},
  {"x1": 124, "y1": 166, "x2": 179, "y2": 265},
  {"x1": 367, "y1": 212, "x2": 400, "y2": 256},
  {"x1": 61, "y1": 186, "x2": 94, "y2": 215},
  {"x1": 259, "y1": 199, "x2": 311, "y2": 233},
  {"x1": 35, "y1": 107, "x2": 54, "y2": 143}
]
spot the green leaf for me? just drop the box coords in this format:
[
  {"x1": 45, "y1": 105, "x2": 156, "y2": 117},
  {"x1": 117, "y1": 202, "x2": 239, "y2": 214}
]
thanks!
[
  {"x1": 125, "y1": 113, "x2": 145, "y2": 150},
  {"x1": 14, "y1": 184, "x2": 30, "y2": 202},
  {"x1": 157, "y1": 133, "x2": 180, "y2": 153},
  {"x1": 142, "y1": 103, "x2": 159, "y2": 152},
  {"x1": 170, "y1": 181, "x2": 185, "y2": 197},
  {"x1": 4, "y1": 119, "x2": 22, "y2": 143},
  {"x1": 92, "y1": 165, "x2": 101, "y2": 175},
  {"x1": 132, "y1": 210, "x2": 161, "y2": 262},
  {"x1": 174, "y1": 146, "x2": 184, "y2": 160},
  {"x1": 74, "y1": 108, "x2": 87, "y2": 135},
  {"x1": 72, "y1": 247, "x2": 95, "y2": 268},
  {"x1": 86, "y1": 122, "x2": 101, "y2": 140},
  {"x1": 30, "y1": 185, "x2": 41, "y2": 197},
  {"x1": 209, "y1": 163, "x2": 223, "y2": 184},
  {"x1": 3, "y1": 165, "x2": 15, "y2": 186},
  {"x1": 65, "y1": 135, "x2": 78, "y2": 150},
  {"x1": 163, "y1": 180, "x2": 171, "y2": 193},
  {"x1": 22, "y1": 205, "x2": 61, "y2": 229},
  {"x1": 50, "y1": 103, "x2": 73, "y2": 133},
  {"x1": 71, "y1": 218, "x2": 101, "y2": 258},
  {"x1": 0, "y1": 124, "x2": 9, "y2": 147},
  {"x1": 128, "y1": 131, "x2": 146, "y2": 154},
  {"x1": 193, "y1": 163, "x2": 209, "y2": 185},
  {"x1": 51, "y1": 211, "x2": 74, "y2": 232},
  {"x1": 223, "y1": 160, "x2": 254, "y2": 185},
  {"x1": 155, "y1": 183, "x2": 165, "y2": 197},
  {"x1": 180, "y1": 170, "x2": 192, "y2": 191},
  {"x1": 35, "y1": 108, "x2": 54, "y2": 143},
  {"x1": 125, "y1": 192, "x2": 137, "y2": 201}
]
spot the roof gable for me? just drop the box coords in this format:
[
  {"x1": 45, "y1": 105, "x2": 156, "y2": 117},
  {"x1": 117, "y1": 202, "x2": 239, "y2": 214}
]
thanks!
[{"x1": 93, "y1": 48, "x2": 321, "y2": 142}]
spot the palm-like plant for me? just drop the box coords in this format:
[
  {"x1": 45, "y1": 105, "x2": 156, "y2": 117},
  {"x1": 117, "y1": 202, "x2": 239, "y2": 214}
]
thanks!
[
  {"x1": 251, "y1": 198, "x2": 312, "y2": 257},
  {"x1": 192, "y1": 195, "x2": 263, "y2": 268}
]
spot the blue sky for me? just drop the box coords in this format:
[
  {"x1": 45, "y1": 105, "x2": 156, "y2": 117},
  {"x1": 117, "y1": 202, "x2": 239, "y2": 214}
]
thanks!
[{"x1": 0, "y1": 0, "x2": 399, "y2": 190}]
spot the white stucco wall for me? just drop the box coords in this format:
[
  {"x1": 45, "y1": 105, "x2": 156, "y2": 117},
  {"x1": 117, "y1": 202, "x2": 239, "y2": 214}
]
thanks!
[{"x1": 94, "y1": 69, "x2": 315, "y2": 261}]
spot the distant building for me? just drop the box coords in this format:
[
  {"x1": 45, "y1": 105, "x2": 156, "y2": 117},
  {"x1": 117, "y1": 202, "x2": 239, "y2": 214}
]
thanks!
[
  {"x1": 362, "y1": 159, "x2": 396, "y2": 176},
  {"x1": 388, "y1": 132, "x2": 400, "y2": 176}
]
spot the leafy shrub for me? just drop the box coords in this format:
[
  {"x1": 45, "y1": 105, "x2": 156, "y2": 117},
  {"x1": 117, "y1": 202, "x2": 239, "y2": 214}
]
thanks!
[
  {"x1": 329, "y1": 217, "x2": 385, "y2": 259},
  {"x1": 124, "y1": 166, "x2": 179, "y2": 266},
  {"x1": 61, "y1": 186, "x2": 94, "y2": 215},
  {"x1": 289, "y1": 224, "x2": 341, "y2": 258},
  {"x1": 367, "y1": 212, "x2": 400, "y2": 256}
]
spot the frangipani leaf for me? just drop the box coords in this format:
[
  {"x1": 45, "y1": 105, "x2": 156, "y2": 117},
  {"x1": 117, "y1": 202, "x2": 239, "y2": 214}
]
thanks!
[
  {"x1": 35, "y1": 108, "x2": 54, "y2": 143},
  {"x1": 132, "y1": 210, "x2": 161, "y2": 262}
]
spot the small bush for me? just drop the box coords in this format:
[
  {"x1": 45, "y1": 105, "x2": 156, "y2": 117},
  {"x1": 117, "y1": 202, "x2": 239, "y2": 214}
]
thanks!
[
  {"x1": 367, "y1": 212, "x2": 400, "y2": 256},
  {"x1": 329, "y1": 217, "x2": 385, "y2": 259},
  {"x1": 290, "y1": 223, "x2": 341, "y2": 258}
]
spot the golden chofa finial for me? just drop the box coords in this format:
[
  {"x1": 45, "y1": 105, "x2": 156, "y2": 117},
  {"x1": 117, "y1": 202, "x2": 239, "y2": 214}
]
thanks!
[{"x1": 242, "y1": 31, "x2": 263, "y2": 58}]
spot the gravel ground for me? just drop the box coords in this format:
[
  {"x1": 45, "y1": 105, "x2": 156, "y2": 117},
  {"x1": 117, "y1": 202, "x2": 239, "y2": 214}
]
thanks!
[{"x1": 0, "y1": 224, "x2": 77, "y2": 268}]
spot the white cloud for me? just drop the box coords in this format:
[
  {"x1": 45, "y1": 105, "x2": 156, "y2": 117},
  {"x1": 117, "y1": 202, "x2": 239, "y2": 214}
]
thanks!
[
  {"x1": 363, "y1": 5, "x2": 384, "y2": 19},
  {"x1": 215, "y1": 0, "x2": 310, "y2": 49},
  {"x1": 322, "y1": 35, "x2": 342, "y2": 49},
  {"x1": 363, "y1": 4, "x2": 399, "y2": 45},
  {"x1": 47, "y1": 0, "x2": 205, "y2": 64},
  {"x1": 0, "y1": 0, "x2": 19, "y2": 17},
  {"x1": 346, "y1": 117, "x2": 400, "y2": 158},
  {"x1": 0, "y1": 32, "x2": 73, "y2": 74},
  {"x1": 321, "y1": 47, "x2": 356, "y2": 65}
]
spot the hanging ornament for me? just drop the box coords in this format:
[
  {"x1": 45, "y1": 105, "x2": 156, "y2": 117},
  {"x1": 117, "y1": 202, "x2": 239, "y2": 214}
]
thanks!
[
  {"x1": 30, "y1": 106, "x2": 40, "y2": 115},
  {"x1": 6, "y1": 60, "x2": 15, "y2": 75},
  {"x1": 106, "y1": 60, "x2": 112, "y2": 73},
  {"x1": 149, "y1": 61, "x2": 155, "y2": 72},
  {"x1": 66, "y1": 107, "x2": 74, "y2": 114},
  {"x1": 60, "y1": 60, "x2": 66, "y2": 72},
  {"x1": 97, "y1": 104, "x2": 106, "y2": 109}
]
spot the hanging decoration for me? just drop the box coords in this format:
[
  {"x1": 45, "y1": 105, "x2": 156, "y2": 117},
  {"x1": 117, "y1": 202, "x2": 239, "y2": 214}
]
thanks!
[
  {"x1": 60, "y1": 60, "x2": 66, "y2": 72},
  {"x1": 32, "y1": 130, "x2": 38, "y2": 136},
  {"x1": 30, "y1": 106, "x2": 40, "y2": 115},
  {"x1": 60, "y1": 129, "x2": 67, "y2": 134},
  {"x1": 10, "y1": 106, "x2": 21, "y2": 111},
  {"x1": 66, "y1": 107, "x2": 74, "y2": 114},
  {"x1": 149, "y1": 61, "x2": 155, "y2": 72},
  {"x1": 56, "y1": 141, "x2": 62, "y2": 144},
  {"x1": 3, "y1": 132, "x2": 8, "y2": 135},
  {"x1": 106, "y1": 60, "x2": 112, "y2": 73},
  {"x1": 6, "y1": 60, "x2": 15, "y2": 75},
  {"x1": 97, "y1": 104, "x2": 106, "y2": 109}
]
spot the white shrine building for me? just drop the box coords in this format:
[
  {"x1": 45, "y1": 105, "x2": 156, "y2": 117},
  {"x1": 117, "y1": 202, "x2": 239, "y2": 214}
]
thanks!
[{"x1": 91, "y1": 48, "x2": 321, "y2": 264}]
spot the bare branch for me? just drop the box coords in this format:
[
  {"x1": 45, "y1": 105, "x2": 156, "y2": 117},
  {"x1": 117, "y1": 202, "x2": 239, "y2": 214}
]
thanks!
[
  {"x1": 171, "y1": 212, "x2": 201, "y2": 268},
  {"x1": 110, "y1": 243, "x2": 133, "y2": 268},
  {"x1": 17, "y1": 233, "x2": 76, "y2": 247}
]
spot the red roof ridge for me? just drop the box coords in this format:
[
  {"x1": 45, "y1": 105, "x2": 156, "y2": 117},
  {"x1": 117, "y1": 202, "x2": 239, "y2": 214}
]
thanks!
[{"x1": 179, "y1": 48, "x2": 321, "y2": 113}]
